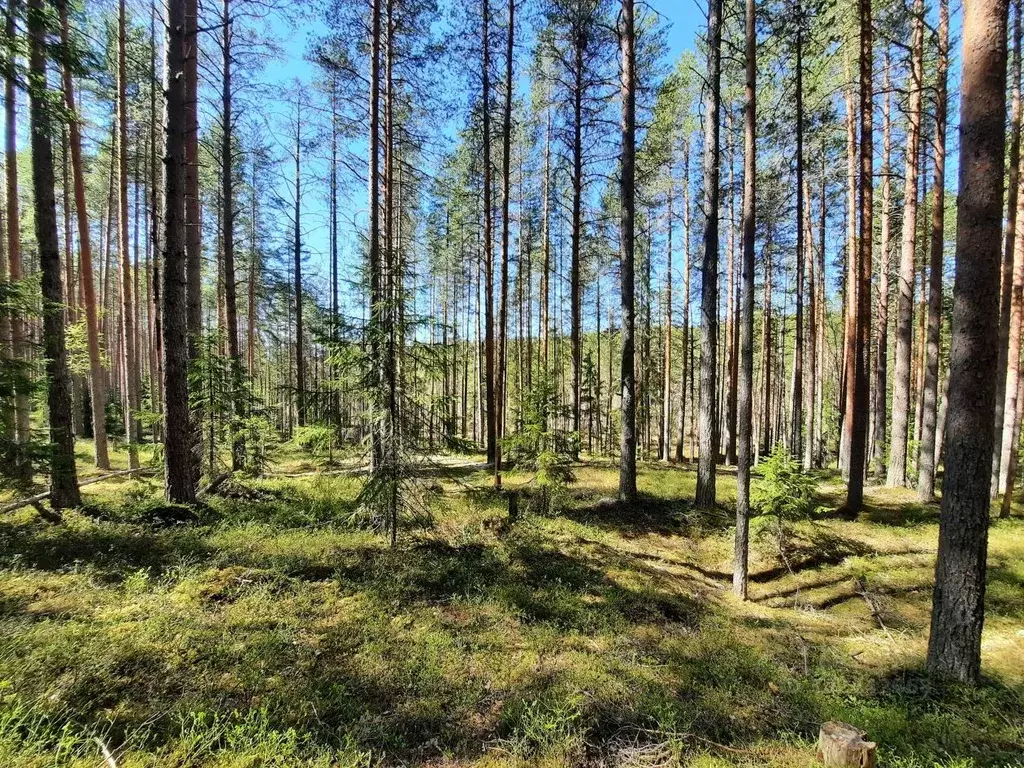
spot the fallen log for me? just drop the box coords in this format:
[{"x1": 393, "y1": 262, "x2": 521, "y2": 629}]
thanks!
[{"x1": 0, "y1": 467, "x2": 155, "y2": 516}]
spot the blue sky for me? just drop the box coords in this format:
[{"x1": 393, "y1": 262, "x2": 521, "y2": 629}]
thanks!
[{"x1": 245, "y1": 0, "x2": 705, "y2": 311}]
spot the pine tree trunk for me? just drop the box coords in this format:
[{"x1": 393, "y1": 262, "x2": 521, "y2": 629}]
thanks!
[
  {"x1": 675, "y1": 143, "x2": 691, "y2": 462},
  {"x1": 918, "y1": 0, "x2": 949, "y2": 502},
  {"x1": 871, "y1": 55, "x2": 892, "y2": 478},
  {"x1": 184, "y1": 0, "x2": 201, "y2": 361},
  {"x1": 6, "y1": 0, "x2": 30, "y2": 483},
  {"x1": 845, "y1": 0, "x2": 872, "y2": 511},
  {"x1": 221, "y1": 0, "x2": 243, "y2": 470},
  {"x1": 29, "y1": 0, "x2": 81, "y2": 508},
  {"x1": 888, "y1": 0, "x2": 924, "y2": 487},
  {"x1": 791, "y1": 9, "x2": 804, "y2": 460},
  {"x1": 696, "y1": 0, "x2": 723, "y2": 509},
  {"x1": 998, "y1": 155, "x2": 1024, "y2": 499},
  {"x1": 839, "y1": 73, "x2": 857, "y2": 477},
  {"x1": 162, "y1": 0, "x2": 197, "y2": 504},
  {"x1": 117, "y1": 0, "x2": 141, "y2": 470},
  {"x1": 61, "y1": 0, "x2": 109, "y2": 469},
  {"x1": 927, "y1": 0, "x2": 1008, "y2": 683},
  {"x1": 495, "y1": 0, "x2": 513, "y2": 486},
  {"x1": 294, "y1": 116, "x2": 305, "y2": 426},
  {"x1": 735, "y1": 0, "x2": 756, "y2": 598},
  {"x1": 482, "y1": 0, "x2": 496, "y2": 467},
  {"x1": 662, "y1": 182, "x2": 673, "y2": 462},
  {"x1": 618, "y1": 0, "x2": 637, "y2": 502}
]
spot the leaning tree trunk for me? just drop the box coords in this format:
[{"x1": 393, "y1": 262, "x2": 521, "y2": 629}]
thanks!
[
  {"x1": 696, "y1": 0, "x2": 723, "y2": 510},
  {"x1": 618, "y1": 0, "x2": 637, "y2": 503},
  {"x1": 28, "y1": 0, "x2": 81, "y2": 509},
  {"x1": 927, "y1": 0, "x2": 1009, "y2": 684}
]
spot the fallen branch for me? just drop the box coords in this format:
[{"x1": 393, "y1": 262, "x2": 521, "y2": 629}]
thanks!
[
  {"x1": 94, "y1": 736, "x2": 119, "y2": 768},
  {"x1": 0, "y1": 467, "x2": 155, "y2": 516},
  {"x1": 855, "y1": 577, "x2": 893, "y2": 640},
  {"x1": 199, "y1": 471, "x2": 232, "y2": 498}
]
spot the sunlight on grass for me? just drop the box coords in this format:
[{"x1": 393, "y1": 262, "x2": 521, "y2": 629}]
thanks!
[{"x1": 0, "y1": 454, "x2": 1021, "y2": 766}]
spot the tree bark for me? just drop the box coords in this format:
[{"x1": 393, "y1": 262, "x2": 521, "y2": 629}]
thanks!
[
  {"x1": 927, "y1": 0, "x2": 1008, "y2": 684},
  {"x1": 871, "y1": 54, "x2": 892, "y2": 478},
  {"x1": 696, "y1": 0, "x2": 723, "y2": 509},
  {"x1": 618, "y1": 0, "x2": 637, "y2": 502},
  {"x1": 162, "y1": 0, "x2": 197, "y2": 504},
  {"x1": 791, "y1": 4, "x2": 804, "y2": 460},
  {"x1": 28, "y1": 0, "x2": 81, "y2": 508},
  {"x1": 845, "y1": 0, "x2": 872, "y2": 512},
  {"x1": 221, "y1": 0, "x2": 243, "y2": 470},
  {"x1": 60, "y1": 0, "x2": 109, "y2": 469},
  {"x1": 117, "y1": 0, "x2": 141, "y2": 470},
  {"x1": 998, "y1": 153, "x2": 1024, "y2": 500},
  {"x1": 482, "y1": 0, "x2": 496, "y2": 468},
  {"x1": 736, "y1": 0, "x2": 755, "y2": 598},
  {"x1": 674, "y1": 142, "x2": 691, "y2": 463},
  {"x1": 495, "y1": 0, "x2": 513, "y2": 487},
  {"x1": 994, "y1": 0, "x2": 1023, "y2": 491},
  {"x1": 888, "y1": 0, "x2": 924, "y2": 487},
  {"x1": 6, "y1": 0, "x2": 30, "y2": 482},
  {"x1": 918, "y1": 0, "x2": 949, "y2": 502}
]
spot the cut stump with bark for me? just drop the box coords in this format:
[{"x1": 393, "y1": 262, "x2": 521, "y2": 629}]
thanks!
[{"x1": 816, "y1": 722, "x2": 877, "y2": 768}]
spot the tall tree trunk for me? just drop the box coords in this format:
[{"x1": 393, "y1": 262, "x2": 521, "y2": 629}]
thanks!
[
  {"x1": 994, "y1": 0, "x2": 1023, "y2": 491},
  {"x1": 184, "y1": 0, "x2": 201, "y2": 360},
  {"x1": 927, "y1": 0, "x2": 1008, "y2": 684},
  {"x1": 845, "y1": 0, "x2": 872, "y2": 511},
  {"x1": 60, "y1": 0, "x2": 109, "y2": 469},
  {"x1": 618, "y1": 0, "x2": 637, "y2": 502},
  {"x1": 495, "y1": 0, "x2": 513, "y2": 487},
  {"x1": 482, "y1": 0, "x2": 496, "y2": 467},
  {"x1": 570, "y1": 24, "x2": 584, "y2": 442},
  {"x1": 735, "y1": 0, "x2": 755, "y2": 598},
  {"x1": 839, "y1": 71, "x2": 856, "y2": 476},
  {"x1": 674, "y1": 142, "x2": 691, "y2": 462},
  {"x1": 162, "y1": 0, "x2": 197, "y2": 504},
  {"x1": 117, "y1": 0, "x2": 140, "y2": 470},
  {"x1": 791, "y1": 3, "x2": 804, "y2": 459},
  {"x1": 6, "y1": 0, "x2": 30, "y2": 482},
  {"x1": 871, "y1": 54, "x2": 892, "y2": 478},
  {"x1": 662, "y1": 180, "x2": 673, "y2": 462},
  {"x1": 888, "y1": 0, "x2": 924, "y2": 487},
  {"x1": 221, "y1": 0, "x2": 243, "y2": 470},
  {"x1": 696, "y1": 0, "x2": 723, "y2": 509},
  {"x1": 998, "y1": 152, "x2": 1024, "y2": 499},
  {"x1": 918, "y1": 0, "x2": 949, "y2": 501},
  {"x1": 293, "y1": 113, "x2": 304, "y2": 426},
  {"x1": 28, "y1": 0, "x2": 81, "y2": 508},
  {"x1": 368, "y1": 0, "x2": 381, "y2": 466}
]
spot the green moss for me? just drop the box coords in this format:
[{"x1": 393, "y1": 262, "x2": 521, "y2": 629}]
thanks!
[{"x1": 0, "y1": 459, "x2": 1021, "y2": 766}]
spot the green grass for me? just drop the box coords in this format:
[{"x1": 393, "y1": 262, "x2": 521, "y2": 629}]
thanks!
[{"x1": 0, "y1": 448, "x2": 1022, "y2": 766}]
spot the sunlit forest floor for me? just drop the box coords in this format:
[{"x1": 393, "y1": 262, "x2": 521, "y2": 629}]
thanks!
[{"x1": 1, "y1": 442, "x2": 1022, "y2": 767}]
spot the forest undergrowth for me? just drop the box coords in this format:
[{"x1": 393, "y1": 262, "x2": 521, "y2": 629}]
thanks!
[{"x1": 0, "y1": 442, "x2": 1022, "y2": 768}]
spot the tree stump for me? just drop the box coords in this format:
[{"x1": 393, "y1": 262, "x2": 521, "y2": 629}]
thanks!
[{"x1": 816, "y1": 722, "x2": 876, "y2": 768}]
